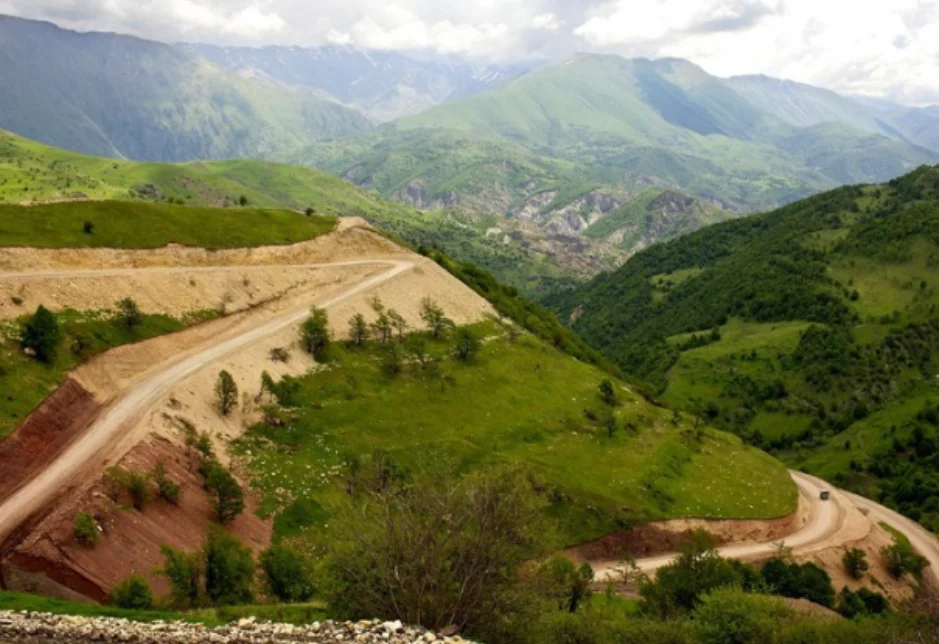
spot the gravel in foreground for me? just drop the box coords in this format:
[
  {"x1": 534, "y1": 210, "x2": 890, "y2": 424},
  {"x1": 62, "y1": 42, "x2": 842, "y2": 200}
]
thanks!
[{"x1": 0, "y1": 611, "x2": 475, "y2": 643}]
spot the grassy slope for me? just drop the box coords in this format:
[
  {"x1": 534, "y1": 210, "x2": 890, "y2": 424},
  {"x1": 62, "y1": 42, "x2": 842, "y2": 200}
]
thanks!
[
  {"x1": 0, "y1": 202, "x2": 336, "y2": 249},
  {"x1": 550, "y1": 166, "x2": 939, "y2": 531},
  {"x1": 0, "y1": 15, "x2": 369, "y2": 163},
  {"x1": 0, "y1": 131, "x2": 580, "y2": 296},
  {"x1": 234, "y1": 321, "x2": 796, "y2": 548}
]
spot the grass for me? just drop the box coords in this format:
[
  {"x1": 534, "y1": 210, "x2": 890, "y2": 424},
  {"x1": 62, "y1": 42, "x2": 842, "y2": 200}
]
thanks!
[
  {"x1": 233, "y1": 320, "x2": 796, "y2": 548},
  {"x1": 0, "y1": 201, "x2": 336, "y2": 249},
  {"x1": 0, "y1": 308, "x2": 215, "y2": 439}
]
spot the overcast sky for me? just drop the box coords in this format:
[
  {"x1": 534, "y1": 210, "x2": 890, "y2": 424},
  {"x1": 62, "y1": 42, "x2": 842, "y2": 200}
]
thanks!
[{"x1": 2, "y1": 0, "x2": 938, "y2": 104}]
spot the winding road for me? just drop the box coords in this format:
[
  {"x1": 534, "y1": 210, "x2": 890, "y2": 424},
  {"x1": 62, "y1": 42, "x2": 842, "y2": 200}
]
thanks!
[
  {"x1": 595, "y1": 471, "x2": 939, "y2": 587},
  {"x1": 0, "y1": 258, "x2": 415, "y2": 544},
  {"x1": 1, "y1": 256, "x2": 938, "y2": 592}
]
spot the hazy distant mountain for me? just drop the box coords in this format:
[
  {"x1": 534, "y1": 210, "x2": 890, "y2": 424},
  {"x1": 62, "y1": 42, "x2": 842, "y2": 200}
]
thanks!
[
  {"x1": 292, "y1": 54, "x2": 937, "y2": 217},
  {"x1": 178, "y1": 43, "x2": 528, "y2": 122},
  {"x1": 0, "y1": 15, "x2": 370, "y2": 161},
  {"x1": 727, "y1": 74, "x2": 939, "y2": 154}
]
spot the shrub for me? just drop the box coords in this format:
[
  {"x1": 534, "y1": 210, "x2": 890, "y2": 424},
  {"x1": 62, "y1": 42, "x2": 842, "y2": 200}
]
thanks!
[
  {"x1": 204, "y1": 525, "x2": 255, "y2": 606},
  {"x1": 371, "y1": 312, "x2": 393, "y2": 343},
  {"x1": 387, "y1": 309, "x2": 408, "y2": 340},
  {"x1": 206, "y1": 464, "x2": 245, "y2": 524},
  {"x1": 691, "y1": 588, "x2": 792, "y2": 644},
  {"x1": 348, "y1": 313, "x2": 370, "y2": 346},
  {"x1": 21, "y1": 305, "x2": 60, "y2": 363},
  {"x1": 420, "y1": 297, "x2": 452, "y2": 339},
  {"x1": 260, "y1": 544, "x2": 315, "y2": 602},
  {"x1": 842, "y1": 548, "x2": 869, "y2": 580},
  {"x1": 640, "y1": 531, "x2": 750, "y2": 617},
  {"x1": 74, "y1": 512, "x2": 98, "y2": 546},
  {"x1": 215, "y1": 370, "x2": 238, "y2": 416},
  {"x1": 160, "y1": 545, "x2": 204, "y2": 606},
  {"x1": 759, "y1": 558, "x2": 835, "y2": 608},
  {"x1": 599, "y1": 379, "x2": 617, "y2": 406},
  {"x1": 454, "y1": 327, "x2": 481, "y2": 362},
  {"x1": 115, "y1": 297, "x2": 142, "y2": 332},
  {"x1": 153, "y1": 460, "x2": 181, "y2": 505},
  {"x1": 300, "y1": 307, "x2": 331, "y2": 358},
  {"x1": 881, "y1": 542, "x2": 928, "y2": 579},
  {"x1": 319, "y1": 468, "x2": 546, "y2": 635},
  {"x1": 83, "y1": 220, "x2": 95, "y2": 235},
  {"x1": 111, "y1": 574, "x2": 153, "y2": 610},
  {"x1": 107, "y1": 466, "x2": 151, "y2": 510}
]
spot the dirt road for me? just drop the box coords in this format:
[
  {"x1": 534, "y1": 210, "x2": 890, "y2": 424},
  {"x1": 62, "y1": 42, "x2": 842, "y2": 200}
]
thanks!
[
  {"x1": 0, "y1": 258, "x2": 414, "y2": 543},
  {"x1": 594, "y1": 471, "x2": 939, "y2": 587}
]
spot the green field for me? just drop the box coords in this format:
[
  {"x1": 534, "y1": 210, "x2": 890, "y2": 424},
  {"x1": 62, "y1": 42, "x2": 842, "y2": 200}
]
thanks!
[
  {"x1": 233, "y1": 320, "x2": 796, "y2": 548},
  {"x1": 0, "y1": 202, "x2": 336, "y2": 249}
]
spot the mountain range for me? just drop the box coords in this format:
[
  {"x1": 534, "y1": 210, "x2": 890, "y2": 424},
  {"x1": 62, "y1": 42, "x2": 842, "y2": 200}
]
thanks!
[{"x1": 2, "y1": 14, "x2": 939, "y2": 293}]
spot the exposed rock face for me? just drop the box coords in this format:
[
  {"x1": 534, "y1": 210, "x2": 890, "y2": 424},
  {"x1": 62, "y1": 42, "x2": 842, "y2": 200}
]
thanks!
[
  {"x1": 393, "y1": 180, "x2": 458, "y2": 210},
  {"x1": 0, "y1": 611, "x2": 477, "y2": 643}
]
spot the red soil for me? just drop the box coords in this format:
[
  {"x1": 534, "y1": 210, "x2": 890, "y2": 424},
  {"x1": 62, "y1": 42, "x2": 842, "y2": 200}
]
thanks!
[
  {"x1": 7, "y1": 434, "x2": 271, "y2": 600},
  {"x1": 0, "y1": 378, "x2": 100, "y2": 504}
]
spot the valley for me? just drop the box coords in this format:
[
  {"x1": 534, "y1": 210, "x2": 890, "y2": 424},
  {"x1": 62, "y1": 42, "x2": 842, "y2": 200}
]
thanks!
[{"x1": 0, "y1": 9, "x2": 938, "y2": 642}]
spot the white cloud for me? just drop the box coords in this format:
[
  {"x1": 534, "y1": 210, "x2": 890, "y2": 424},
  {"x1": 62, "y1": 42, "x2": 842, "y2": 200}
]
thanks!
[
  {"x1": 573, "y1": 0, "x2": 939, "y2": 104},
  {"x1": 532, "y1": 12, "x2": 560, "y2": 31},
  {"x1": 326, "y1": 28, "x2": 353, "y2": 45}
]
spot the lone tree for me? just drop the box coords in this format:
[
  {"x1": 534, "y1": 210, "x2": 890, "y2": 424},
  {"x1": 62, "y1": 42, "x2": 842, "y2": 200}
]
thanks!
[
  {"x1": 599, "y1": 379, "x2": 617, "y2": 406},
  {"x1": 387, "y1": 309, "x2": 408, "y2": 341},
  {"x1": 21, "y1": 305, "x2": 60, "y2": 363},
  {"x1": 238, "y1": 194, "x2": 248, "y2": 207},
  {"x1": 304, "y1": 207, "x2": 314, "y2": 217},
  {"x1": 454, "y1": 327, "x2": 481, "y2": 362},
  {"x1": 83, "y1": 220, "x2": 95, "y2": 235},
  {"x1": 115, "y1": 297, "x2": 142, "y2": 332},
  {"x1": 842, "y1": 548, "x2": 869, "y2": 580},
  {"x1": 371, "y1": 312, "x2": 393, "y2": 344},
  {"x1": 111, "y1": 574, "x2": 153, "y2": 610},
  {"x1": 215, "y1": 370, "x2": 239, "y2": 416},
  {"x1": 300, "y1": 307, "x2": 331, "y2": 359},
  {"x1": 420, "y1": 298, "x2": 452, "y2": 339},
  {"x1": 348, "y1": 313, "x2": 370, "y2": 346},
  {"x1": 206, "y1": 464, "x2": 245, "y2": 524}
]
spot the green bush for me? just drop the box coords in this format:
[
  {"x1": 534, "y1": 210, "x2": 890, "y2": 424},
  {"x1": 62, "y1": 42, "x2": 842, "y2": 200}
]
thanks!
[
  {"x1": 21, "y1": 305, "x2": 60, "y2": 363},
  {"x1": 110, "y1": 575, "x2": 153, "y2": 610},
  {"x1": 203, "y1": 526, "x2": 255, "y2": 606},
  {"x1": 205, "y1": 464, "x2": 245, "y2": 524},
  {"x1": 881, "y1": 542, "x2": 928, "y2": 579},
  {"x1": 260, "y1": 544, "x2": 315, "y2": 602},
  {"x1": 300, "y1": 307, "x2": 331, "y2": 359},
  {"x1": 842, "y1": 548, "x2": 869, "y2": 579},
  {"x1": 214, "y1": 370, "x2": 238, "y2": 416},
  {"x1": 74, "y1": 512, "x2": 98, "y2": 546},
  {"x1": 692, "y1": 588, "x2": 793, "y2": 644},
  {"x1": 153, "y1": 460, "x2": 181, "y2": 505}
]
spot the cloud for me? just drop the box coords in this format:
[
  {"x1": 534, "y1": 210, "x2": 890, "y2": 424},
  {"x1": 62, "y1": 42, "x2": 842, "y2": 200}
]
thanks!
[
  {"x1": 532, "y1": 12, "x2": 561, "y2": 31},
  {"x1": 1, "y1": 0, "x2": 938, "y2": 103}
]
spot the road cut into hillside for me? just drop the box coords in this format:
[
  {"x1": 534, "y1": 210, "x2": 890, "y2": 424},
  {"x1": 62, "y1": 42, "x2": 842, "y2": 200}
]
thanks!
[{"x1": 590, "y1": 471, "x2": 939, "y2": 603}]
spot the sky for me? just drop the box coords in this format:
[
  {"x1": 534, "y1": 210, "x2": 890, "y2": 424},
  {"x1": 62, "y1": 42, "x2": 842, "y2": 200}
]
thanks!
[{"x1": 2, "y1": 0, "x2": 938, "y2": 104}]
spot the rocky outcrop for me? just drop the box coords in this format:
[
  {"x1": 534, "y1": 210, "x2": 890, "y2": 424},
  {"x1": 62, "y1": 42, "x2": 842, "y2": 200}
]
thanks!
[
  {"x1": 0, "y1": 612, "x2": 477, "y2": 643},
  {"x1": 393, "y1": 180, "x2": 457, "y2": 210}
]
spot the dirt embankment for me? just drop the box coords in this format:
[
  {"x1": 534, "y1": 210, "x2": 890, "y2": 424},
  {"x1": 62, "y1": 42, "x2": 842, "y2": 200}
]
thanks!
[
  {"x1": 0, "y1": 379, "x2": 100, "y2": 504},
  {"x1": 569, "y1": 495, "x2": 809, "y2": 563},
  {"x1": 7, "y1": 435, "x2": 270, "y2": 602}
]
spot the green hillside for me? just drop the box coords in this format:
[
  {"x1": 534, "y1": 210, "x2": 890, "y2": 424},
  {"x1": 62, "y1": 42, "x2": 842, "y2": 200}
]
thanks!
[
  {"x1": 293, "y1": 55, "x2": 936, "y2": 215},
  {"x1": 549, "y1": 165, "x2": 939, "y2": 532},
  {"x1": 0, "y1": 130, "x2": 578, "y2": 295},
  {"x1": 0, "y1": 15, "x2": 369, "y2": 162},
  {"x1": 237, "y1": 319, "x2": 795, "y2": 549}
]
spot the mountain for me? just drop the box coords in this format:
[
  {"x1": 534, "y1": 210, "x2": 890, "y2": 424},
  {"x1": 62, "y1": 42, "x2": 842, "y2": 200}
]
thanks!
[
  {"x1": 178, "y1": 43, "x2": 527, "y2": 122},
  {"x1": 548, "y1": 165, "x2": 939, "y2": 533},
  {"x1": 727, "y1": 75, "x2": 939, "y2": 154},
  {"x1": 292, "y1": 54, "x2": 936, "y2": 219},
  {"x1": 0, "y1": 15, "x2": 369, "y2": 162}
]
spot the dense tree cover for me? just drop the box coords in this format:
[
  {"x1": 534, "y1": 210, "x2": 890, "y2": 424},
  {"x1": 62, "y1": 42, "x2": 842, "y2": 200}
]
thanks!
[{"x1": 550, "y1": 166, "x2": 939, "y2": 529}]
